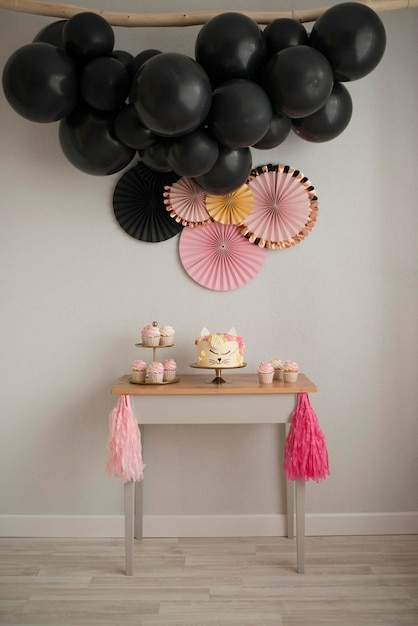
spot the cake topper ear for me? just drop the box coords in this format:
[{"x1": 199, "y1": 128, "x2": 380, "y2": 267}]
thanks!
[
  {"x1": 228, "y1": 327, "x2": 237, "y2": 336},
  {"x1": 200, "y1": 326, "x2": 210, "y2": 336}
]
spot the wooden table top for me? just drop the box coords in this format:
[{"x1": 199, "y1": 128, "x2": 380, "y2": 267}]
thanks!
[{"x1": 111, "y1": 373, "x2": 317, "y2": 396}]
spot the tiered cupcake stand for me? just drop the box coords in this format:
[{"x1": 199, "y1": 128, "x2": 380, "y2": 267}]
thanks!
[{"x1": 130, "y1": 341, "x2": 179, "y2": 385}]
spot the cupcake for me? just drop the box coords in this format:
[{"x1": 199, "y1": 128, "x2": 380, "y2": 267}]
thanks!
[
  {"x1": 159, "y1": 324, "x2": 175, "y2": 346},
  {"x1": 283, "y1": 361, "x2": 299, "y2": 382},
  {"x1": 142, "y1": 323, "x2": 160, "y2": 347},
  {"x1": 163, "y1": 358, "x2": 177, "y2": 381},
  {"x1": 257, "y1": 361, "x2": 274, "y2": 384},
  {"x1": 270, "y1": 358, "x2": 284, "y2": 381},
  {"x1": 148, "y1": 361, "x2": 164, "y2": 383},
  {"x1": 131, "y1": 359, "x2": 147, "y2": 383}
]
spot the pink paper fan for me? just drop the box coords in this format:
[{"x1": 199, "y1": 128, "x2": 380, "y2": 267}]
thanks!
[
  {"x1": 179, "y1": 221, "x2": 266, "y2": 291},
  {"x1": 239, "y1": 164, "x2": 318, "y2": 250},
  {"x1": 163, "y1": 177, "x2": 211, "y2": 227}
]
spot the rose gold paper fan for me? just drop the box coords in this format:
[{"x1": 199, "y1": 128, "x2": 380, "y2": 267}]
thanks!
[
  {"x1": 205, "y1": 184, "x2": 254, "y2": 225},
  {"x1": 239, "y1": 164, "x2": 318, "y2": 250},
  {"x1": 163, "y1": 177, "x2": 211, "y2": 227},
  {"x1": 179, "y1": 221, "x2": 266, "y2": 291}
]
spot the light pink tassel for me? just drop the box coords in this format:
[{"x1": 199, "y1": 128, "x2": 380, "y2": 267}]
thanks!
[
  {"x1": 106, "y1": 395, "x2": 145, "y2": 482},
  {"x1": 283, "y1": 393, "x2": 330, "y2": 482}
]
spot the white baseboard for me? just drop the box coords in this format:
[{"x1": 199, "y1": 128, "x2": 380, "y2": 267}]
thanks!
[{"x1": 1, "y1": 512, "x2": 417, "y2": 538}]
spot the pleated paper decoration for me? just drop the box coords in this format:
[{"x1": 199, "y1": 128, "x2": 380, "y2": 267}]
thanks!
[
  {"x1": 239, "y1": 163, "x2": 318, "y2": 249},
  {"x1": 179, "y1": 221, "x2": 266, "y2": 291},
  {"x1": 113, "y1": 162, "x2": 182, "y2": 242}
]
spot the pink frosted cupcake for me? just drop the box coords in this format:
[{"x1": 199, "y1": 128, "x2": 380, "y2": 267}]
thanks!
[
  {"x1": 283, "y1": 361, "x2": 299, "y2": 382},
  {"x1": 163, "y1": 358, "x2": 177, "y2": 381},
  {"x1": 270, "y1": 358, "x2": 284, "y2": 381},
  {"x1": 148, "y1": 361, "x2": 164, "y2": 383},
  {"x1": 142, "y1": 323, "x2": 160, "y2": 347},
  {"x1": 258, "y1": 361, "x2": 274, "y2": 384},
  {"x1": 131, "y1": 359, "x2": 147, "y2": 383},
  {"x1": 159, "y1": 324, "x2": 175, "y2": 346}
]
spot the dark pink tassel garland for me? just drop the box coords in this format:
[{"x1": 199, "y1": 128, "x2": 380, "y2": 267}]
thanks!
[
  {"x1": 283, "y1": 393, "x2": 330, "y2": 482},
  {"x1": 106, "y1": 394, "x2": 145, "y2": 482}
]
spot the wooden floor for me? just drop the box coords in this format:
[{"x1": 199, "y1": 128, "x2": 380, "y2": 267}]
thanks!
[{"x1": 0, "y1": 535, "x2": 417, "y2": 625}]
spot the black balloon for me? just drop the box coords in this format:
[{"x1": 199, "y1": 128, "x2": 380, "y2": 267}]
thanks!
[
  {"x1": 253, "y1": 112, "x2": 291, "y2": 149},
  {"x1": 167, "y1": 127, "x2": 219, "y2": 177},
  {"x1": 310, "y1": 2, "x2": 386, "y2": 81},
  {"x1": 59, "y1": 105, "x2": 135, "y2": 175},
  {"x1": 292, "y1": 82, "x2": 353, "y2": 142},
  {"x1": 141, "y1": 139, "x2": 173, "y2": 172},
  {"x1": 195, "y1": 12, "x2": 266, "y2": 86},
  {"x1": 262, "y1": 45, "x2": 334, "y2": 118},
  {"x1": 2, "y1": 42, "x2": 78, "y2": 123},
  {"x1": 263, "y1": 18, "x2": 309, "y2": 56},
  {"x1": 207, "y1": 79, "x2": 272, "y2": 148},
  {"x1": 33, "y1": 20, "x2": 67, "y2": 48},
  {"x1": 129, "y1": 49, "x2": 162, "y2": 77},
  {"x1": 131, "y1": 52, "x2": 212, "y2": 137},
  {"x1": 111, "y1": 49, "x2": 134, "y2": 70},
  {"x1": 81, "y1": 57, "x2": 130, "y2": 111},
  {"x1": 114, "y1": 104, "x2": 158, "y2": 149},
  {"x1": 193, "y1": 145, "x2": 252, "y2": 194},
  {"x1": 63, "y1": 12, "x2": 115, "y2": 64}
]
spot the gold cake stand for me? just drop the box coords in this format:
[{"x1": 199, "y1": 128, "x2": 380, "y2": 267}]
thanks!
[{"x1": 190, "y1": 362, "x2": 247, "y2": 384}]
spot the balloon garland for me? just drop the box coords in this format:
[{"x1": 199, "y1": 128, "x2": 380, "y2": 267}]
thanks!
[{"x1": 2, "y1": 5, "x2": 386, "y2": 194}]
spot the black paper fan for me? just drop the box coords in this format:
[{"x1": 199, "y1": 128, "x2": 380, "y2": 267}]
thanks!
[{"x1": 113, "y1": 162, "x2": 182, "y2": 242}]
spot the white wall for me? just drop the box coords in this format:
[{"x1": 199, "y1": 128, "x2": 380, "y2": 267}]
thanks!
[{"x1": 1, "y1": 1, "x2": 417, "y2": 537}]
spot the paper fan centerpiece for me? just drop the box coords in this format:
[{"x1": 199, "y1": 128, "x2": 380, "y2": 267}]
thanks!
[
  {"x1": 239, "y1": 164, "x2": 318, "y2": 249},
  {"x1": 163, "y1": 177, "x2": 210, "y2": 227},
  {"x1": 113, "y1": 162, "x2": 182, "y2": 242},
  {"x1": 206, "y1": 184, "x2": 254, "y2": 225},
  {"x1": 179, "y1": 221, "x2": 266, "y2": 291}
]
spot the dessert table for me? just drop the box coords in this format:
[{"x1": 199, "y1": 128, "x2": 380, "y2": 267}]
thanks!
[{"x1": 111, "y1": 373, "x2": 318, "y2": 575}]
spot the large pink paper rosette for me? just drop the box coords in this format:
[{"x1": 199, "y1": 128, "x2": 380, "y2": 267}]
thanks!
[
  {"x1": 179, "y1": 221, "x2": 266, "y2": 291},
  {"x1": 163, "y1": 176, "x2": 211, "y2": 227},
  {"x1": 239, "y1": 164, "x2": 318, "y2": 250}
]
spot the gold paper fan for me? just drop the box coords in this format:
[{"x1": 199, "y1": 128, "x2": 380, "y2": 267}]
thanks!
[{"x1": 205, "y1": 184, "x2": 254, "y2": 225}]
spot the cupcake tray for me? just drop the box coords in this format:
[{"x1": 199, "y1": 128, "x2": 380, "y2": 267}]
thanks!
[
  {"x1": 129, "y1": 376, "x2": 180, "y2": 385},
  {"x1": 134, "y1": 339, "x2": 177, "y2": 384}
]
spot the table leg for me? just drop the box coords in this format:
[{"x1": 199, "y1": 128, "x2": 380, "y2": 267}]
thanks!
[
  {"x1": 286, "y1": 478, "x2": 295, "y2": 539},
  {"x1": 295, "y1": 479, "x2": 306, "y2": 574},
  {"x1": 124, "y1": 481, "x2": 135, "y2": 576},
  {"x1": 285, "y1": 423, "x2": 295, "y2": 539},
  {"x1": 134, "y1": 425, "x2": 144, "y2": 540}
]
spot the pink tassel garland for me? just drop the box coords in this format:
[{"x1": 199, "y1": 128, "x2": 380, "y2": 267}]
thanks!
[
  {"x1": 283, "y1": 393, "x2": 330, "y2": 482},
  {"x1": 106, "y1": 394, "x2": 145, "y2": 482}
]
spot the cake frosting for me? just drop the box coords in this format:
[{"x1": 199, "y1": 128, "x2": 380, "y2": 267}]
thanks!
[
  {"x1": 159, "y1": 324, "x2": 175, "y2": 346},
  {"x1": 283, "y1": 360, "x2": 299, "y2": 382},
  {"x1": 163, "y1": 358, "x2": 177, "y2": 381},
  {"x1": 270, "y1": 358, "x2": 284, "y2": 381},
  {"x1": 163, "y1": 358, "x2": 176, "y2": 371},
  {"x1": 131, "y1": 359, "x2": 147, "y2": 383},
  {"x1": 258, "y1": 361, "x2": 274, "y2": 374},
  {"x1": 195, "y1": 327, "x2": 244, "y2": 368},
  {"x1": 142, "y1": 323, "x2": 160, "y2": 346},
  {"x1": 257, "y1": 361, "x2": 274, "y2": 383},
  {"x1": 132, "y1": 360, "x2": 147, "y2": 372},
  {"x1": 283, "y1": 360, "x2": 298, "y2": 372},
  {"x1": 148, "y1": 361, "x2": 164, "y2": 382}
]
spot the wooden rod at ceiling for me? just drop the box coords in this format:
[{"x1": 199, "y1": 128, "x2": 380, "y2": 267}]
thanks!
[{"x1": 0, "y1": 0, "x2": 416, "y2": 26}]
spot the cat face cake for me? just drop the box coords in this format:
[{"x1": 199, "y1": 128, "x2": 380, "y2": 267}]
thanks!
[{"x1": 195, "y1": 327, "x2": 245, "y2": 368}]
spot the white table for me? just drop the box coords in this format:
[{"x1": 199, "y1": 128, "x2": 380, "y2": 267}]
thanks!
[{"x1": 111, "y1": 373, "x2": 317, "y2": 575}]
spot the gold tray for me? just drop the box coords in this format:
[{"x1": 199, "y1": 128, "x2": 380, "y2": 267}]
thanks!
[{"x1": 129, "y1": 376, "x2": 180, "y2": 385}]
